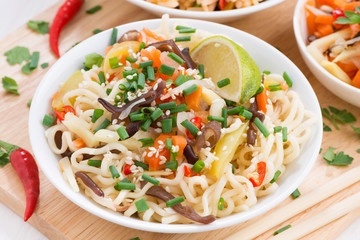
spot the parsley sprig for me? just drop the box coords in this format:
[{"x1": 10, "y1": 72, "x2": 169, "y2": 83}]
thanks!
[
  {"x1": 322, "y1": 106, "x2": 356, "y2": 130},
  {"x1": 335, "y1": 6, "x2": 360, "y2": 25},
  {"x1": 323, "y1": 147, "x2": 354, "y2": 166}
]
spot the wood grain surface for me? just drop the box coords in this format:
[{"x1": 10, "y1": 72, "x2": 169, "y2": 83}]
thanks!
[{"x1": 0, "y1": 0, "x2": 359, "y2": 239}]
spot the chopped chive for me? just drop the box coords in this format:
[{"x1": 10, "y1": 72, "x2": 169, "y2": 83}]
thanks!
[
  {"x1": 91, "y1": 109, "x2": 104, "y2": 123},
  {"x1": 181, "y1": 119, "x2": 200, "y2": 138},
  {"x1": 129, "y1": 113, "x2": 145, "y2": 122},
  {"x1": 137, "y1": 73, "x2": 145, "y2": 89},
  {"x1": 291, "y1": 188, "x2": 301, "y2": 199},
  {"x1": 159, "y1": 64, "x2": 175, "y2": 77},
  {"x1": 166, "y1": 196, "x2": 185, "y2": 207},
  {"x1": 192, "y1": 160, "x2": 205, "y2": 173},
  {"x1": 183, "y1": 84, "x2": 198, "y2": 96},
  {"x1": 135, "y1": 198, "x2": 149, "y2": 213},
  {"x1": 87, "y1": 159, "x2": 102, "y2": 167},
  {"x1": 274, "y1": 126, "x2": 282, "y2": 133},
  {"x1": 207, "y1": 115, "x2": 225, "y2": 122},
  {"x1": 217, "y1": 78, "x2": 230, "y2": 88},
  {"x1": 255, "y1": 86, "x2": 264, "y2": 95},
  {"x1": 158, "y1": 101, "x2": 177, "y2": 110},
  {"x1": 222, "y1": 108, "x2": 228, "y2": 128},
  {"x1": 27, "y1": 99, "x2": 32, "y2": 107},
  {"x1": 162, "y1": 119, "x2": 173, "y2": 133},
  {"x1": 231, "y1": 163, "x2": 235, "y2": 174},
  {"x1": 86, "y1": 5, "x2": 102, "y2": 14},
  {"x1": 117, "y1": 126, "x2": 129, "y2": 140},
  {"x1": 134, "y1": 160, "x2": 149, "y2": 170},
  {"x1": 170, "y1": 115, "x2": 177, "y2": 127},
  {"x1": 126, "y1": 57, "x2": 137, "y2": 63},
  {"x1": 319, "y1": 148, "x2": 323, "y2": 154},
  {"x1": 93, "y1": 118, "x2": 111, "y2": 133},
  {"x1": 150, "y1": 108, "x2": 163, "y2": 121},
  {"x1": 141, "y1": 173, "x2": 160, "y2": 186},
  {"x1": 167, "y1": 52, "x2": 185, "y2": 65},
  {"x1": 140, "y1": 119, "x2": 152, "y2": 131},
  {"x1": 283, "y1": 72, "x2": 293, "y2": 87},
  {"x1": 110, "y1": 28, "x2": 118, "y2": 45},
  {"x1": 138, "y1": 138, "x2": 154, "y2": 147},
  {"x1": 98, "y1": 71, "x2": 106, "y2": 84},
  {"x1": 129, "y1": 81, "x2": 137, "y2": 92},
  {"x1": 270, "y1": 170, "x2": 281, "y2": 183},
  {"x1": 179, "y1": 28, "x2": 196, "y2": 33},
  {"x1": 165, "y1": 138, "x2": 172, "y2": 150},
  {"x1": 274, "y1": 225, "x2": 291, "y2": 235},
  {"x1": 139, "y1": 42, "x2": 146, "y2": 51},
  {"x1": 165, "y1": 160, "x2": 178, "y2": 170},
  {"x1": 170, "y1": 151, "x2": 176, "y2": 161},
  {"x1": 198, "y1": 64, "x2": 205, "y2": 78},
  {"x1": 109, "y1": 56, "x2": 121, "y2": 69},
  {"x1": 263, "y1": 70, "x2": 271, "y2": 75},
  {"x1": 139, "y1": 60, "x2": 153, "y2": 69},
  {"x1": 218, "y1": 197, "x2": 225, "y2": 210},
  {"x1": 42, "y1": 114, "x2": 54, "y2": 127},
  {"x1": 121, "y1": 178, "x2": 131, "y2": 183},
  {"x1": 166, "y1": 78, "x2": 173, "y2": 86},
  {"x1": 170, "y1": 104, "x2": 189, "y2": 114},
  {"x1": 92, "y1": 28, "x2": 102, "y2": 34},
  {"x1": 268, "y1": 84, "x2": 282, "y2": 92},
  {"x1": 114, "y1": 182, "x2": 136, "y2": 191},
  {"x1": 109, "y1": 165, "x2": 120, "y2": 178},
  {"x1": 282, "y1": 127, "x2": 288, "y2": 142},
  {"x1": 41, "y1": 62, "x2": 49, "y2": 69},
  {"x1": 106, "y1": 88, "x2": 112, "y2": 95},
  {"x1": 119, "y1": 82, "x2": 130, "y2": 90},
  {"x1": 29, "y1": 51, "x2": 40, "y2": 69},
  {"x1": 175, "y1": 25, "x2": 193, "y2": 30},
  {"x1": 175, "y1": 36, "x2": 191, "y2": 42},
  {"x1": 147, "y1": 66, "x2": 155, "y2": 81},
  {"x1": 254, "y1": 117, "x2": 269, "y2": 137},
  {"x1": 227, "y1": 106, "x2": 243, "y2": 115},
  {"x1": 239, "y1": 109, "x2": 253, "y2": 120},
  {"x1": 123, "y1": 69, "x2": 137, "y2": 78},
  {"x1": 173, "y1": 74, "x2": 187, "y2": 86}
]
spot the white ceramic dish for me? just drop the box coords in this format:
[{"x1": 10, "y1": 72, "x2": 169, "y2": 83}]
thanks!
[
  {"x1": 127, "y1": 0, "x2": 285, "y2": 23},
  {"x1": 293, "y1": 0, "x2": 360, "y2": 108},
  {"x1": 29, "y1": 18, "x2": 322, "y2": 233}
]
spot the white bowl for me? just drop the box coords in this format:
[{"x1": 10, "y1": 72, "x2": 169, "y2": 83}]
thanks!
[
  {"x1": 29, "y1": 18, "x2": 322, "y2": 233},
  {"x1": 293, "y1": 0, "x2": 360, "y2": 108},
  {"x1": 127, "y1": 0, "x2": 285, "y2": 23}
]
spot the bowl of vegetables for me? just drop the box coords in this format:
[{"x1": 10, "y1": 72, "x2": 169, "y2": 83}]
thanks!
[
  {"x1": 127, "y1": 0, "x2": 285, "y2": 23},
  {"x1": 293, "y1": 0, "x2": 360, "y2": 107},
  {"x1": 29, "y1": 17, "x2": 322, "y2": 233}
]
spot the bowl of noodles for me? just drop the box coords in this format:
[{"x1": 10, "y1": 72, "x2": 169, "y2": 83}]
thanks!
[
  {"x1": 29, "y1": 16, "x2": 322, "y2": 233},
  {"x1": 127, "y1": 0, "x2": 285, "y2": 23}
]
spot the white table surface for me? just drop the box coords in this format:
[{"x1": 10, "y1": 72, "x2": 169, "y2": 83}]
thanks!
[{"x1": 1, "y1": 1, "x2": 359, "y2": 239}]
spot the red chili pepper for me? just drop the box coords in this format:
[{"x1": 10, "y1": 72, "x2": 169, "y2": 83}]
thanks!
[
  {"x1": 332, "y1": 8, "x2": 345, "y2": 19},
  {"x1": 184, "y1": 165, "x2": 200, "y2": 177},
  {"x1": 186, "y1": 117, "x2": 202, "y2": 139},
  {"x1": 249, "y1": 161, "x2": 266, "y2": 187},
  {"x1": 55, "y1": 105, "x2": 76, "y2": 122},
  {"x1": 123, "y1": 164, "x2": 132, "y2": 175},
  {"x1": 219, "y1": 0, "x2": 227, "y2": 10},
  {"x1": 0, "y1": 140, "x2": 40, "y2": 222},
  {"x1": 49, "y1": 0, "x2": 83, "y2": 57}
]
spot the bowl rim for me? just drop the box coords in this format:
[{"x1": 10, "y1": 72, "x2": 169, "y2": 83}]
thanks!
[
  {"x1": 293, "y1": 0, "x2": 360, "y2": 95},
  {"x1": 127, "y1": 0, "x2": 285, "y2": 19},
  {"x1": 29, "y1": 18, "x2": 323, "y2": 233}
]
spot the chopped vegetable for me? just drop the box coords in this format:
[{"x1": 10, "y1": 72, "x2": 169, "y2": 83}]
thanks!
[
  {"x1": 42, "y1": 114, "x2": 54, "y2": 127},
  {"x1": 88, "y1": 160, "x2": 102, "y2": 167},
  {"x1": 2, "y1": 76, "x2": 19, "y2": 95},
  {"x1": 41, "y1": 63, "x2": 49, "y2": 69},
  {"x1": 351, "y1": 125, "x2": 360, "y2": 134},
  {"x1": 162, "y1": 119, "x2": 173, "y2": 133},
  {"x1": 166, "y1": 196, "x2": 185, "y2": 207},
  {"x1": 183, "y1": 84, "x2": 198, "y2": 96},
  {"x1": 134, "y1": 160, "x2": 149, "y2": 170},
  {"x1": 27, "y1": 20, "x2": 49, "y2": 34},
  {"x1": 138, "y1": 138, "x2": 154, "y2": 147},
  {"x1": 117, "y1": 126, "x2": 129, "y2": 140},
  {"x1": 29, "y1": 51, "x2": 40, "y2": 69},
  {"x1": 93, "y1": 119, "x2": 111, "y2": 133},
  {"x1": 93, "y1": 29, "x2": 102, "y2": 34},
  {"x1": 323, "y1": 123, "x2": 332, "y2": 132},
  {"x1": 254, "y1": 118, "x2": 270, "y2": 137},
  {"x1": 282, "y1": 127, "x2": 288, "y2": 142},
  {"x1": 175, "y1": 36, "x2": 191, "y2": 42},
  {"x1": 274, "y1": 225, "x2": 292, "y2": 235},
  {"x1": 283, "y1": 72, "x2": 293, "y2": 87},
  {"x1": 83, "y1": 53, "x2": 104, "y2": 69},
  {"x1": 109, "y1": 165, "x2": 120, "y2": 179},
  {"x1": 142, "y1": 173, "x2": 160, "y2": 185},
  {"x1": 270, "y1": 170, "x2": 281, "y2": 183},
  {"x1": 291, "y1": 188, "x2": 301, "y2": 199},
  {"x1": 218, "y1": 197, "x2": 225, "y2": 210},
  {"x1": 192, "y1": 160, "x2": 205, "y2": 173},
  {"x1": 255, "y1": 89, "x2": 268, "y2": 114},
  {"x1": 135, "y1": 198, "x2": 149, "y2": 213},
  {"x1": 4, "y1": 46, "x2": 31, "y2": 65},
  {"x1": 274, "y1": 126, "x2": 282, "y2": 133},
  {"x1": 27, "y1": 99, "x2": 32, "y2": 107},
  {"x1": 110, "y1": 28, "x2": 118, "y2": 45},
  {"x1": 217, "y1": 78, "x2": 230, "y2": 88},
  {"x1": 159, "y1": 64, "x2": 175, "y2": 76},
  {"x1": 86, "y1": 5, "x2": 102, "y2": 14},
  {"x1": 114, "y1": 182, "x2": 136, "y2": 191},
  {"x1": 181, "y1": 119, "x2": 200, "y2": 138},
  {"x1": 323, "y1": 147, "x2": 354, "y2": 166},
  {"x1": 249, "y1": 161, "x2": 266, "y2": 187}
]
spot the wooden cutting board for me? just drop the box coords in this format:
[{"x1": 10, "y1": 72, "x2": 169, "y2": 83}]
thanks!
[{"x1": 0, "y1": 0, "x2": 359, "y2": 239}]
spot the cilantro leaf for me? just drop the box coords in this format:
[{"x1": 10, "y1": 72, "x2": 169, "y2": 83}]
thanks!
[
  {"x1": 2, "y1": 76, "x2": 19, "y2": 95},
  {"x1": 323, "y1": 147, "x2": 354, "y2": 166},
  {"x1": 4, "y1": 46, "x2": 31, "y2": 65},
  {"x1": 323, "y1": 123, "x2": 332, "y2": 132},
  {"x1": 329, "y1": 106, "x2": 356, "y2": 124},
  {"x1": 27, "y1": 20, "x2": 49, "y2": 34},
  {"x1": 357, "y1": 149, "x2": 360, "y2": 153},
  {"x1": 83, "y1": 53, "x2": 103, "y2": 69},
  {"x1": 322, "y1": 107, "x2": 339, "y2": 129},
  {"x1": 334, "y1": 8, "x2": 360, "y2": 24},
  {"x1": 93, "y1": 29, "x2": 102, "y2": 35},
  {"x1": 351, "y1": 125, "x2": 360, "y2": 134},
  {"x1": 21, "y1": 62, "x2": 36, "y2": 75}
]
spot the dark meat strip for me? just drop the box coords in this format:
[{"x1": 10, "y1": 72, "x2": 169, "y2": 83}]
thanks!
[{"x1": 75, "y1": 172, "x2": 104, "y2": 197}]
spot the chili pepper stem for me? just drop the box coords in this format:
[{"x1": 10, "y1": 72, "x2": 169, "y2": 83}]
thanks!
[{"x1": 0, "y1": 140, "x2": 19, "y2": 155}]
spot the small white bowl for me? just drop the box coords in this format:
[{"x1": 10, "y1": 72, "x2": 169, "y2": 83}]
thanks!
[
  {"x1": 293, "y1": 0, "x2": 360, "y2": 108},
  {"x1": 29, "y1": 18, "x2": 322, "y2": 233},
  {"x1": 127, "y1": 0, "x2": 285, "y2": 23}
]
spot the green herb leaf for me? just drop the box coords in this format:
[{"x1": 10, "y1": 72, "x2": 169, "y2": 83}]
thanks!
[
  {"x1": 323, "y1": 123, "x2": 332, "y2": 132},
  {"x1": 21, "y1": 62, "x2": 35, "y2": 75},
  {"x1": 2, "y1": 76, "x2": 19, "y2": 95},
  {"x1": 4, "y1": 46, "x2": 31, "y2": 65},
  {"x1": 27, "y1": 20, "x2": 49, "y2": 34},
  {"x1": 357, "y1": 148, "x2": 360, "y2": 153},
  {"x1": 93, "y1": 29, "x2": 102, "y2": 34},
  {"x1": 323, "y1": 147, "x2": 336, "y2": 162},
  {"x1": 0, "y1": 154, "x2": 10, "y2": 167},
  {"x1": 83, "y1": 53, "x2": 103, "y2": 69},
  {"x1": 41, "y1": 63, "x2": 49, "y2": 69},
  {"x1": 323, "y1": 147, "x2": 354, "y2": 166},
  {"x1": 351, "y1": 125, "x2": 360, "y2": 134},
  {"x1": 86, "y1": 5, "x2": 102, "y2": 14},
  {"x1": 329, "y1": 106, "x2": 356, "y2": 124}
]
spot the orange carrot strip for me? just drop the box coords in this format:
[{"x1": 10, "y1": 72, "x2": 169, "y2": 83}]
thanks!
[
  {"x1": 350, "y1": 24, "x2": 360, "y2": 38},
  {"x1": 255, "y1": 89, "x2": 268, "y2": 114},
  {"x1": 104, "y1": 45, "x2": 113, "y2": 55},
  {"x1": 73, "y1": 138, "x2": 86, "y2": 149},
  {"x1": 352, "y1": 70, "x2": 360, "y2": 88},
  {"x1": 316, "y1": 23, "x2": 334, "y2": 37},
  {"x1": 315, "y1": 15, "x2": 334, "y2": 25},
  {"x1": 171, "y1": 135, "x2": 187, "y2": 158},
  {"x1": 184, "y1": 86, "x2": 202, "y2": 112}
]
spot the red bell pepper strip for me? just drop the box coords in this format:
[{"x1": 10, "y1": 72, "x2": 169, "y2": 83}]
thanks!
[
  {"x1": 186, "y1": 117, "x2": 202, "y2": 140},
  {"x1": 219, "y1": 0, "x2": 227, "y2": 10},
  {"x1": 123, "y1": 164, "x2": 132, "y2": 175},
  {"x1": 184, "y1": 165, "x2": 200, "y2": 177},
  {"x1": 249, "y1": 161, "x2": 266, "y2": 187},
  {"x1": 49, "y1": 0, "x2": 83, "y2": 57},
  {"x1": 0, "y1": 140, "x2": 40, "y2": 221},
  {"x1": 55, "y1": 105, "x2": 76, "y2": 122}
]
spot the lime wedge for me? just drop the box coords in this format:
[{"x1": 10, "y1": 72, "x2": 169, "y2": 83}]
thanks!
[{"x1": 191, "y1": 36, "x2": 261, "y2": 104}]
